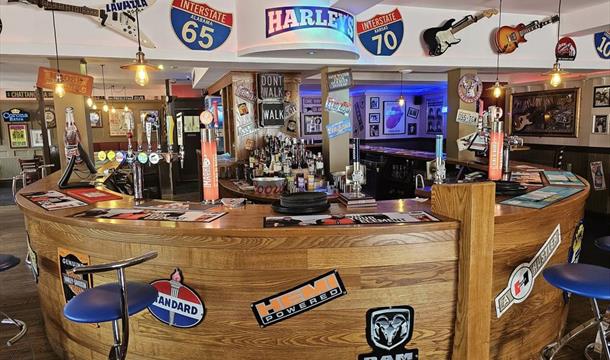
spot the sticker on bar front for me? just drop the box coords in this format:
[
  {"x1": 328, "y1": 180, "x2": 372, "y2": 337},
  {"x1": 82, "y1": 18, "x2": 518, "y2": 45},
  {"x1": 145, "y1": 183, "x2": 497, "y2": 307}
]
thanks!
[
  {"x1": 148, "y1": 268, "x2": 205, "y2": 328},
  {"x1": 495, "y1": 224, "x2": 561, "y2": 318},
  {"x1": 170, "y1": 0, "x2": 233, "y2": 51},
  {"x1": 357, "y1": 9, "x2": 404, "y2": 56},
  {"x1": 251, "y1": 270, "x2": 347, "y2": 327}
]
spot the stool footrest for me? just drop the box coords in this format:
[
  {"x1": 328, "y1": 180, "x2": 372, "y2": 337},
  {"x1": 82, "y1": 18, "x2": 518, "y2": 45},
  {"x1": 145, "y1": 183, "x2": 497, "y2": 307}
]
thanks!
[{"x1": 1, "y1": 317, "x2": 27, "y2": 346}]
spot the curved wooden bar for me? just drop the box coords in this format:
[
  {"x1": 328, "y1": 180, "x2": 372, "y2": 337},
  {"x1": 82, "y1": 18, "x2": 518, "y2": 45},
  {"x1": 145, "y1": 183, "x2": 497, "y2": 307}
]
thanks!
[{"x1": 16, "y1": 171, "x2": 590, "y2": 360}]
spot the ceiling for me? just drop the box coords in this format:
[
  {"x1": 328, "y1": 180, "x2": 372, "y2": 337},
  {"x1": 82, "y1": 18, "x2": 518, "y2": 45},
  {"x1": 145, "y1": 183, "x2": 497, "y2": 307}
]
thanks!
[{"x1": 381, "y1": 0, "x2": 606, "y2": 15}]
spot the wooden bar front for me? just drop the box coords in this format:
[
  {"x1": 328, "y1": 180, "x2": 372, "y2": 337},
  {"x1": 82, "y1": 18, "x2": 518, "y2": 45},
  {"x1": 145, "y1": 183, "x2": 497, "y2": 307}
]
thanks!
[{"x1": 16, "y1": 172, "x2": 589, "y2": 359}]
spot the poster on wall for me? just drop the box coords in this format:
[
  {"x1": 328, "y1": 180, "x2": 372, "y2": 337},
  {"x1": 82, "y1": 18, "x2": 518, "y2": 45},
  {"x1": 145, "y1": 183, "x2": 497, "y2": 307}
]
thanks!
[
  {"x1": 109, "y1": 111, "x2": 128, "y2": 136},
  {"x1": 58, "y1": 248, "x2": 92, "y2": 304},
  {"x1": 89, "y1": 110, "x2": 103, "y2": 128},
  {"x1": 265, "y1": 6, "x2": 354, "y2": 42},
  {"x1": 590, "y1": 161, "x2": 606, "y2": 191},
  {"x1": 45, "y1": 108, "x2": 56, "y2": 128},
  {"x1": 29, "y1": 129, "x2": 50, "y2": 147},
  {"x1": 303, "y1": 115, "x2": 322, "y2": 135},
  {"x1": 426, "y1": 99, "x2": 444, "y2": 134},
  {"x1": 353, "y1": 96, "x2": 365, "y2": 133},
  {"x1": 9, "y1": 123, "x2": 29, "y2": 148},
  {"x1": 382, "y1": 101, "x2": 406, "y2": 135},
  {"x1": 326, "y1": 69, "x2": 353, "y2": 92},
  {"x1": 510, "y1": 88, "x2": 580, "y2": 137},
  {"x1": 593, "y1": 115, "x2": 608, "y2": 134},
  {"x1": 170, "y1": 0, "x2": 233, "y2": 51},
  {"x1": 593, "y1": 86, "x2": 610, "y2": 107},
  {"x1": 357, "y1": 9, "x2": 404, "y2": 56}
]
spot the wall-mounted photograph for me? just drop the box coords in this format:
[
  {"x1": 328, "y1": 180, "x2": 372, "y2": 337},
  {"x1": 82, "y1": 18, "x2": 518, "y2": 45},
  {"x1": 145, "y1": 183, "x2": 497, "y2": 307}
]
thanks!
[
  {"x1": 408, "y1": 123, "x2": 417, "y2": 135},
  {"x1": 302, "y1": 114, "x2": 322, "y2": 135},
  {"x1": 9, "y1": 123, "x2": 29, "y2": 148},
  {"x1": 89, "y1": 110, "x2": 103, "y2": 128},
  {"x1": 510, "y1": 88, "x2": 580, "y2": 137},
  {"x1": 383, "y1": 101, "x2": 406, "y2": 135},
  {"x1": 592, "y1": 114, "x2": 608, "y2": 134},
  {"x1": 369, "y1": 124, "x2": 379, "y2": 137},
  {"x1": 369, "y1": 96, "x2": 380, "y2": 110},
  {"x1": 593, "y1": 86, "x2": 610, "y2": 107},
  {"x1": 369, "y1": 113, "x2": 380, "y2": 124},
  {"x1": 407, "y1": 107, "x2": 420, "y2": 119},
  {"x1": 426, "y1": 99, "x2": 444, "y2": 134}
]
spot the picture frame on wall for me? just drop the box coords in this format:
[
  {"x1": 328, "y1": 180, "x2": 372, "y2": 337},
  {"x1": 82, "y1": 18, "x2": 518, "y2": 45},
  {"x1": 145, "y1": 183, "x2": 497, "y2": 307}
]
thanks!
[
  {"x1": 408, "y1": 123, "x2": 417, "y2": 135},
  {"x1": 407, "y1": 107, "x2": 419, "y2": 119},
  {"x1": 509, "y1": 88, "x2": 580, "y2": 137},
  {"x1": 89, "y1": 110, "x2": 103, "y2": 128},
  {"x1": 369, "y1": 113, "x2": 380, "y2": 124},
  {"x1": 592, "y1": 114, "x2": 609, "y2": 134},
  {"x1": 593, "y1": 86, "x2": 610, "y2": 108},
  {"x1": 369, "y1": 124, "x2": 380, "y2": 137},
  {"x1": 302, "y1": 114, "x2": 322, "y2": 135},
  {"x1": 9, "y1": 123, "x2": 29, "y2": 148},
  {"x1": 30, "y1": 129, "x2": 44, "y2": 147},
  {"x1": 382, "y1": 101, "x2": 406, "y2": 135},
  {"x1": 369, "y1": 97, "x2": 380, "y2": 110},
  {"x1": 109, "y1": 110, "x2": 128, "y2": 136},
  {"x1": 425, "y1": 99, "x2": 444, "y2": 135}
]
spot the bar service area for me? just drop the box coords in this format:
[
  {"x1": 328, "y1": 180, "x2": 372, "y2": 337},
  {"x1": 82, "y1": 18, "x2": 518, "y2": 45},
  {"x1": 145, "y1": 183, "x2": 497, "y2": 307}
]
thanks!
[{"x1": 0, "y1": 1, "x2": 608, "y2": 360}]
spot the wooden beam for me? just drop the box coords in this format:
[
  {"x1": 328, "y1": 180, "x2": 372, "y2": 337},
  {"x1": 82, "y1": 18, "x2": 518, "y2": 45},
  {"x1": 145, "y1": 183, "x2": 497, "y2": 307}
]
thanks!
[{"x1": 431, "y1": 182, "x2": 495, "y2": 360}]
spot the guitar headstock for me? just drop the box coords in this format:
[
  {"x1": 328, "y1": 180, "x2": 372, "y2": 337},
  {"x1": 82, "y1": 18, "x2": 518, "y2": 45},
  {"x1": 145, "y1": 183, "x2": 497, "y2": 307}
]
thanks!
[
  {"x1": 550, "y1": 15, "x2": 560, "y2": 23},
  {"x1": 482, "y1": 9, "x2": 499, "y2": 18}
]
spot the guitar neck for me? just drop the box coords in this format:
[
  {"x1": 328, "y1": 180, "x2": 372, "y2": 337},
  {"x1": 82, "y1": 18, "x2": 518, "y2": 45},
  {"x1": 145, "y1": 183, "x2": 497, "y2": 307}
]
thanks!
[
  {"x1": 519, "y1": 17, "x2": 557, "y2": 36},
  {"x1": 39, "y1": 0, "x2": 99, "y2": 17},
  {"x1": 451, "y1": 12, "x2": 489, "y2": 34}
]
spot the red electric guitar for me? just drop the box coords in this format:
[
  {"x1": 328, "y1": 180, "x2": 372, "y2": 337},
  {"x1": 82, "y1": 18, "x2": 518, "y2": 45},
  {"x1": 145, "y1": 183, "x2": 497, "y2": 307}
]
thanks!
[{"x1": 495, "y1": 15, "x2": 559, "y2": 54}]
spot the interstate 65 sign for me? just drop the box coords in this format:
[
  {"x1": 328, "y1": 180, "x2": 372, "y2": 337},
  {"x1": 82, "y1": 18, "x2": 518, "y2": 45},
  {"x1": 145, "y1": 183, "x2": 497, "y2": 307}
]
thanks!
[
  {"x1": 170, "y1": 0, "x2": 233, "y2": 51},
  {"x1": 357, "y1": 9, "x2": 404, "y2": 56}
]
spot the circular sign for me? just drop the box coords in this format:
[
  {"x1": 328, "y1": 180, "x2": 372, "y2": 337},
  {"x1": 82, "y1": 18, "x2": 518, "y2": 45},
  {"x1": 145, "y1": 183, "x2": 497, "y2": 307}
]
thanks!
[
  {"x1": 200, "y1": 110, "x2": 214, "y2": 125},
  {"x1": 509, "y1": 263, "x2": 534, "y2": 303},
  {"x1": 148, "y1": 269, "x2": 205, "y2": 328},
  {"x1": 107, "y1": 150, "x2": 116, "y2": 161},
  {"x1": 138, "y1": 152, "x2": 149, "y2": 164},
  {"x1": 171, "y1": 1, "x2": 233, "y2": 51},
  {"x1": 555, "y1": 37, "x2": 577, "y2": 61},
  {"x1": 458, "y1": 74, "x2": 483, "y2": 103},
  {"x1": 149, "y1": 152, "x2": 160, "y2": 165},
  {"x1": 97, "y1": 151, "x2": 107, "y2": 162},
  {"x1": 115, "y1": 151, "x2": 124, "y2": 163},
  {"x1": 44, "y1": 109, "x2": 56, "y2": 128},
  {"x1": 594, "y1": 31, "x2": 610, "y2": 59}
]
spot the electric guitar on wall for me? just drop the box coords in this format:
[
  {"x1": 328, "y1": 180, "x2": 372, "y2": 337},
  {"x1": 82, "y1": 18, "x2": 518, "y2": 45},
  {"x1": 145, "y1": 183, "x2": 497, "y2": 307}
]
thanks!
[
  {"x1": 423, "y1": 9, "x2": 498, "y2": 56},
  {"x1": 495, "y1": 15, "x2": 559, "y2": 54},
  {"x1": 8, "y1": 0, "x2": 156, "y2": 48}
]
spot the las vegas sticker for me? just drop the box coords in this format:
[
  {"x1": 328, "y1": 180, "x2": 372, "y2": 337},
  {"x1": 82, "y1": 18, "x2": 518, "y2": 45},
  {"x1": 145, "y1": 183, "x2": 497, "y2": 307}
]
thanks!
[
  {"x1": 357, "y1": 9, "x2": 404, "y2": 56},
  {"x1": 170, "y1": 0, "x2": 232, "y2": 51}
]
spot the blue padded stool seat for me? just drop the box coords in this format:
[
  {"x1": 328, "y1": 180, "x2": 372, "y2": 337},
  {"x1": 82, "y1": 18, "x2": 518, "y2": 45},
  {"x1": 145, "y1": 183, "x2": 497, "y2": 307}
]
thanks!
[
  {"x1": 543, "y1": 264, "x2": 610, "y2": 300},
  {"x1": 64, "y1": 282, "x2": 158, "y2": 323},
  {"x1": 0, "y1": 254, "x2": 20, "y2": 272},
  {"x1": 595, "y1": 236, "x2": 610, "y2": 252}
]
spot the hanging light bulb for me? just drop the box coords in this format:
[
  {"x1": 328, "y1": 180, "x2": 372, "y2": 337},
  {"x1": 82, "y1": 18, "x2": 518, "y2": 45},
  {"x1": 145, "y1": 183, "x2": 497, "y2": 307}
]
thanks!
[
  {"x1": 544, "y1": 62, "x2": 567, "y2": 88},
  {"x1": 111, "y1": 106, "x2": 117, "y2": 114},
  {"x1": 492, "y1": 81, "x2": 503, "y2": 98},
  {"x1": 134, "y1": 63, "x2": 151, "y2": 86},
  {"x1": 398, "y1": 95, "x2": 405, "y2": 107},
  {"x1": 54, "y1": 73, "x2": 65, "y2": 98},
  {"x1": 124, "y1": 104, "x2": 129, "y2": 112},
  {"x1": 103, "y1": 102, "x2": 109, "y2": 112},
  {"x1": 92, "y1": 103, "x2": 98, "y2": 110},
  {"x1": 86, "y1": 97, "x2": 94, "y2": 107},
  {"x1": 121, "y1": 8, "x2": 158, "y2": 87}
]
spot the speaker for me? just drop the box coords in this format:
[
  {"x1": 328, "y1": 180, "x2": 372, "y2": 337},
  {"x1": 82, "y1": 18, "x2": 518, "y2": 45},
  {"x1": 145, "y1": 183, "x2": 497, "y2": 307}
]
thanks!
[{"x1": 413, "y1": 95, "x2": 423, "y2": 105}]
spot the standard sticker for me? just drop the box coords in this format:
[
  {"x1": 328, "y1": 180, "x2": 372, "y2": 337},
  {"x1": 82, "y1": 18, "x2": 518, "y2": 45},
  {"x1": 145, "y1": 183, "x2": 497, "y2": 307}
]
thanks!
[
  {"x1": 170, "y1": 0, "x2": 233, "y2": 51},
  {"x1": 357, "y1": 9, "x2": 404, "y2": 56},
  {"x1": 148, "y1": 268, "x2": 205, "y2": 328},
  {"x1": 495, "y1": 224, "x2": 561, "y2": 318},
  {"x1": 358, "y1": 306, "x2": 419, "y2": 360},
  {"x1": 251, "y1": 270, "x2": 346, "y2": 327}
]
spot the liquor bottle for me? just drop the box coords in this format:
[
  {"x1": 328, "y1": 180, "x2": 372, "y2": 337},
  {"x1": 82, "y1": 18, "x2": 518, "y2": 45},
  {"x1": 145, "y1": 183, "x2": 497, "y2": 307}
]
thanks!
[{"x1": 594, "y1": 166, "x2": 604, "y2": 189}]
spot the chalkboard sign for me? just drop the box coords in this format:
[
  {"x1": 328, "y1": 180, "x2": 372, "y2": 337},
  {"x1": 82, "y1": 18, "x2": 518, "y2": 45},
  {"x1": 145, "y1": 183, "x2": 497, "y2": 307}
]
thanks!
[
  {"x1": 257, "y1": 73, "x2": 284, "y2": 100},
  {"x1": 2, "y1": 108, "x2": 30, "y2": 122},
  {"x1": 259, "y1": 102, "x2": 285, "y2": 127},
  {"x1": 327, "y1": 69, "x2": 353, "y2": 92}
]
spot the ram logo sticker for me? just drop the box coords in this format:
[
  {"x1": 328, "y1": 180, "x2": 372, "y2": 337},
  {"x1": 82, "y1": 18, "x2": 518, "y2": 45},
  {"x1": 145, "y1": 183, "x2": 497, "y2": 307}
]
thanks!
[
  {"x1": 359, "y1": 306, "x2": 419, "y2": 360},
  {"x1": 148, "y1": 268, "x2": 205, "y2": 328}
]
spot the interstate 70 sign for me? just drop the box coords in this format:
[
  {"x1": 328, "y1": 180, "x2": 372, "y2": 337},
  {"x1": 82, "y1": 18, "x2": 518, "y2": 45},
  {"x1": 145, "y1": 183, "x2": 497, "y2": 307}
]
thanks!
[{"x1": 357, "y1": 9, "x2": 404, "y2": 56}]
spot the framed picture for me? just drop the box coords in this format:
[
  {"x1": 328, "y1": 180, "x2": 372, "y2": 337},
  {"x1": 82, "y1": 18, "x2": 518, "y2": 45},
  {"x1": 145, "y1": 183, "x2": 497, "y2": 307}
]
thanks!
[
  {"x1": 382, "y1": 101, "x2": 406, "y2": 135},
  {"x1": 592, "y1": 114, "x2": 609, "y2": 134},
  {"x1": 407, "y1": 107, "x2": 420, "y2": 119},
  {"x1": 590, "y1": 161, "x2": 606, "y2": 191},
  {"x1": 509, "y1": 88, "x2": 580, "y2": 137},
  {"x1": 183, "y1": 115, "x2": 200, "y2": 133},
  {"x1": 140, "y1": 110, "x2": 160, "y2": 127},
  {"x1": 369, "y1": 96, "x2": 380, "y2": 110},
  {"x1": 30, "y1": 129, "x2": 43, "y2": 147},
  {"x1": 302, "y1": 114, "x2": 322, "y2": 135},
  {"x1": 109, "y1": 110, "x2": 128, "y2": 136},
  {"x1": 593, "y1": 86, "x2": 610, "y2": 108},
  {"x1": 89, "y1": 110, "x2": 103, "y2": 128},
  {"x1": 9, "y1": 123, "x2": 29, "y2": 148},
  {"x1": 369, "y1": 113, "x2": 380, "y2": 124},
  {"x1": 45, "y1": 108, "x2": 56, "y2": 128},
  {"x1": 425, "y1": 99, "x2": 444, "y2": 134},
  {"x1": 369, "y1": 124, "x2": 379, "y2": 137},
  {"x1": 408, "y1": 123, "x2": 417, "y2": 135}
]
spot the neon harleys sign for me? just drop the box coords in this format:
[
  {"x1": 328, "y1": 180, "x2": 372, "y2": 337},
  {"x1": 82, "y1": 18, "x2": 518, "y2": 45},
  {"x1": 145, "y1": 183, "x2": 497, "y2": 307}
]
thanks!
[{"x1": 266, "y1": 6, "x2": 354, "y2": 42}]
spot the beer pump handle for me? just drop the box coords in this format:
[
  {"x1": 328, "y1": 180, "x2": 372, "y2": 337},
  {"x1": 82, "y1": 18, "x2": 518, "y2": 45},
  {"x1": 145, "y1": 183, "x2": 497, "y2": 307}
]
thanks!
[
  {"x1": 176, "y1": 113, "x2": 184, "y2": 168},
  {"x1": 145, "y1": 121, "x2": 153, "y2": 153},
  {"x1": 166, "y1": 115, "x2": 175, "y2": 152}
]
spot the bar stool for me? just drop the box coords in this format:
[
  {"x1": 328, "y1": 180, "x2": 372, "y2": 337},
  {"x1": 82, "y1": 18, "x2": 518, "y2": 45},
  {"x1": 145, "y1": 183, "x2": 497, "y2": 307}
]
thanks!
[
  {"x1": 0, "y1": 254, "x2": 27, "y2": 346},
  {"x1": 595, "y1": 236, "x2": 610, "y2": 252},
  {"x1": 539, "y1": 263, "x2": 610, "y2": 360},
  {"x1": 63, "y1": 252, "x2": 158, "y2": 360}
]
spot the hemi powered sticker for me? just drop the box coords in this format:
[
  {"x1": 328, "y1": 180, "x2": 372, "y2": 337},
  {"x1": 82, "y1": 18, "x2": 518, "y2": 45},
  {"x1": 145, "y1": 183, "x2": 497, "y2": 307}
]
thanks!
[
  {"x1": 495, "y1": 224, "x2": 561, "y2": 318},
  {"x1": 251, "y1": 270, "x2": 347, "y2": 327},
  {"x1": 148, "y1": 268, "x2": 205, "y2": 328}
]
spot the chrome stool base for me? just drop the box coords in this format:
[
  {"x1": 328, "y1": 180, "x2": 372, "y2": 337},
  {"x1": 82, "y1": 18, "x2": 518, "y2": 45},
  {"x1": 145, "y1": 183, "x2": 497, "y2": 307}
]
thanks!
[{"x1": 1, "y1": 312, "x2": 27, "y2": 346}]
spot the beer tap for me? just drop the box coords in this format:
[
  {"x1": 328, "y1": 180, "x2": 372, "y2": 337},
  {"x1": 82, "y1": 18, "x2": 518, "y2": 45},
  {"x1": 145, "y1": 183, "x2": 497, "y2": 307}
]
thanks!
[
  {"x1": 126, "y1": 113, "x2": 144, "y2": 202},
  {"x1": 503, "y1": 134, "x2": 524, "y2": 178},
  {"x1": 176, "y1": 112, "x2": 185, "y2": 169},
  {"x1": 434, "y1": 135, "x2": 446, "y2": 184},
  {"x1": 145, "y1": 120, "x2": 153, "y2": 155},
  {"x1": 351, "y1": 138, "x2": 364, "y2": 195}
]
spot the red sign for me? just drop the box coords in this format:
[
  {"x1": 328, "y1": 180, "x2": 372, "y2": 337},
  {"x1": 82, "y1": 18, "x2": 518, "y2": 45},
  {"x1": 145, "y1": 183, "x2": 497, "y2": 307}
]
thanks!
[
  {"x1": 555, "y1": 37, "x2": 577, "y2": 61},
  {"x1": 36, "y1": 67, "x2": 94, "y2": 96}
]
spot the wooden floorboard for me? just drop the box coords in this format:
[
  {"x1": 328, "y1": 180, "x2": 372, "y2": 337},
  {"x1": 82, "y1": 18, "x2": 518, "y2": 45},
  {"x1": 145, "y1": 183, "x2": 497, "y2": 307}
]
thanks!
[{"x1": 0, "y1": 204, "x2": 605, "y2": 360}]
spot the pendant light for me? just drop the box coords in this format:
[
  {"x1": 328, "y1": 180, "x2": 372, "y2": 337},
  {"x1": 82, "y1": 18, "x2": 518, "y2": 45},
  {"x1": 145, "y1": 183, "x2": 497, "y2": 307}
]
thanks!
[
  {"x1": 492, "y1": 0, "x2": 504, "y2": 99},
  {"x1": 123, "y1": 87, "x2": 129, "y2": 112},
  {"x1": 121, "y1": 7, "x2": 158, "y2": 86},
  {"x1": 86, "y1": 97, "x2": 94, "y2": 107},
  {"x1": 545, "y1": 0, "x2": 568, "y2": 87},
  {"x1": 50, "y1": 3, "x2": 65, "y2": 98},
  {"x1": 398, "y1": 71, "x2": 405, "y2": 107},
  {"x1": 101, "y1": 64, "x2": 109, "y2": 112}
]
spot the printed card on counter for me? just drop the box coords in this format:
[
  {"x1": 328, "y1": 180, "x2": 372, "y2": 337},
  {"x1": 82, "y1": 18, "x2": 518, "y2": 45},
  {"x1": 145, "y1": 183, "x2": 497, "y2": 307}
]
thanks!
[
  {"x1": 22, "y1": 190, "x2": 88, "y2": 211},
  {"x1": 500, "y1": 186, "x2": 583, "y2": 209},
  {"x1": 133, "y1": 199, "x2": 220, "y2": 211},
  {"x1": 64, "y1": 188, "x2": 122, "y2": 204},
  {"x1": 509, "y1": 171, "x2": 543, "y2": 186},
  {"x1": 73, "y1": 208, "x2": 226, "y2": 223},
  {"x1": 543, "y1": 171, "x2": 585, "y2": 186},
  {"x1": 264, "y1": 211, "x2": 439, "y2": 228}
]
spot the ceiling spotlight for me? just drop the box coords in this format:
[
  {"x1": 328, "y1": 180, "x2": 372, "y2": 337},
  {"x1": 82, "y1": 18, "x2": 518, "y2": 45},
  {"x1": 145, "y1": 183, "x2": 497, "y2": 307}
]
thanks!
[
  {"x1": 307, "y1": 50, "x2": 317, "y2": 55},
  {"x1": 157, "y1": 64, "x2": 165, "y2": 70}
]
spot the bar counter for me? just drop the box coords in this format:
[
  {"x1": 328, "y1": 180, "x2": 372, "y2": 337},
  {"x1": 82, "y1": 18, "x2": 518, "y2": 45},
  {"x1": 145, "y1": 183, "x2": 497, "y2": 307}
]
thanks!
[{"x1": 16, "y1": 170, "x2": 590, "y2": 360}]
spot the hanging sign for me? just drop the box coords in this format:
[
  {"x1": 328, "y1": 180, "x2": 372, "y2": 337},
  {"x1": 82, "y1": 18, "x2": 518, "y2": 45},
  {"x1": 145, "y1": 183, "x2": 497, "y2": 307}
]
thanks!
[
  {"x1": 555, "y1": 37, "x2": 577, "y2": 61},
  {"x1": 259, "y1": 102, "x2": 285, "y2": 127},
  {"x1": 266, "y1": 6, "x2": 354, "y2": 41},
  {"x1": 358, "y1": 306, "x2": 419, "y2": 360},
  {"x1": 58, "y1": 248, "x2": 92, "y2": 304},
  {"x1": 325, "y1": 97, "x2": 351, "y2": 116},
  {"x1": 2, "y1": 108, "x2": 30, "y2": 122},
  {"x1": 251, "y1": 270, "x2": 346, "y2": 328},
  {"x1": 257, "y1": 73, "x2": 284, "y2": 100},
  {"x1": 495, "y1": 224, "x2": 561, "y2": 318},
  {"x1": 357, "y1": 9, "x2": 404, "y2": 56},
  {"x1": 326, "y1": 118, "x2": 352, "y2": 139},
  {"x1": 148, "y1": 268, "x2": 206, "y2": 328},
  {"x1": 327, "y1": 69, "x2": 353, "y2": 92},
  {"x1": 36, "y1": 67, "x2": 94, "y2": 97},
  {"x1": 170, "y1": 0, "x2": 233, "y2": 51},
  {"x1": 594, "y1": 31, "x2": 610, "y2": 59}
]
